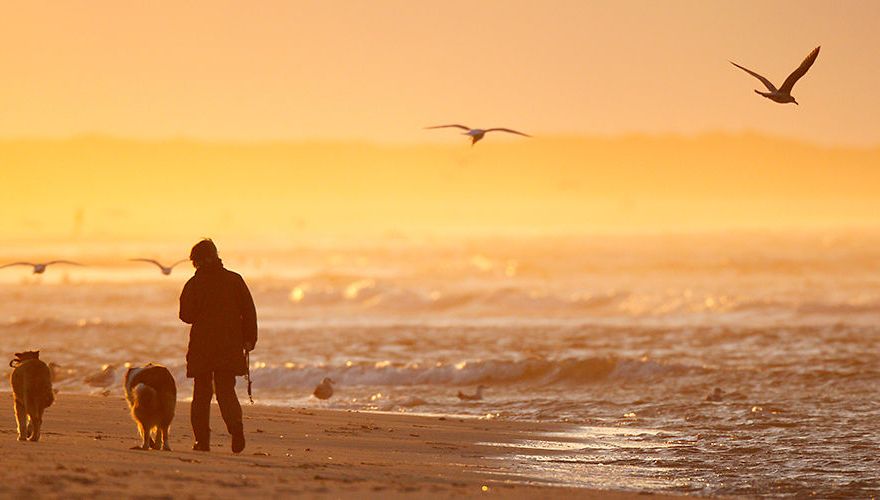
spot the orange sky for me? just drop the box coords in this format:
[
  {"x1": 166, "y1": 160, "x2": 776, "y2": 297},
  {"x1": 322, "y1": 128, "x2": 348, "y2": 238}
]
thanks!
[{"x1": 2, "y1": 0, "x2": 880, "y2": 146}]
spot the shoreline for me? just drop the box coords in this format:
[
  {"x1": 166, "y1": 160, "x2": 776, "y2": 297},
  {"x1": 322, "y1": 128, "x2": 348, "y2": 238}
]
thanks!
[{"x1": 0, "y1": 392, "x2": 688, "y2": 498}]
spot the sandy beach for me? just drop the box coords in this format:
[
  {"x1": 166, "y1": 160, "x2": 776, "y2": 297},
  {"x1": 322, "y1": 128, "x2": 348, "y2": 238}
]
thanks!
[{"x1": 0, "y1": 393, "x2": 684, "y2": 498}]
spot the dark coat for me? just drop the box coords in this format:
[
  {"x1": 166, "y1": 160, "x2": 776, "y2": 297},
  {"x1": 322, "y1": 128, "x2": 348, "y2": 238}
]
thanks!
[{"x1": 179, "y1": 264, "x2": 257, "y2": 377}]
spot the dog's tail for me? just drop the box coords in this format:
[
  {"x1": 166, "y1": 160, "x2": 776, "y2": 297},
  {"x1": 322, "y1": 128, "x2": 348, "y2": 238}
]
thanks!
[
  {"x1": 38, "y1": 378, "x2": 55, "y2": 409},
  {"x1": 28, "y1": 361, "x2": 55, "y2": 409},
  {"x1": 132, "y1": 382, "x2": 158, "y2": 411}
]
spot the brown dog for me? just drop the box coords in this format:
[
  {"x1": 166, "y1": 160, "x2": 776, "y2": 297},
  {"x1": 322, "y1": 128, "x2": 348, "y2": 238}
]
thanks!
[
  {"x1": 9, "y1": 351, "x2": 54, "y2": 442},
  {"x1": 124, "y1": 364, "x2": 176, "y2": 451}
]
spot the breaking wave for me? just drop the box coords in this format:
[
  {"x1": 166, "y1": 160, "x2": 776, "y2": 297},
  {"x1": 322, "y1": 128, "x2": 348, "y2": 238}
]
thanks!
[
  {"x1": 0, "y1": 355, "x2": 699, "y2": 396},
  {"x1": 235, "y1": 356, "x2": 697, "y2": 390}
]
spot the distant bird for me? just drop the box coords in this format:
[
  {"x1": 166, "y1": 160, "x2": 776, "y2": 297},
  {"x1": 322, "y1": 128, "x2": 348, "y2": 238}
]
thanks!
[
  {"x1": 457, "y1": 385, "x2": 487, "y2": 401},
  {"x1": 730, "y1": 46, "x2": 820, "y2": 105},
  {"x1": 313, "y1": 377, "x2": 335, "y2": 400},
  {"x1": 129, "y1": 258, "x2": 188, "y2": 276},
  {"x1": 425, "y1": 124, "x2": 531, "y2": 145},
  {"x1": 84, "y1": 364, "x2": 117, "y2": 387},
  {"x1": 706, "y1": 387, "x2": 724, "y2": 402},
  {"x1": 0, "y1": 261, "x2": 83, "y2": 274}
]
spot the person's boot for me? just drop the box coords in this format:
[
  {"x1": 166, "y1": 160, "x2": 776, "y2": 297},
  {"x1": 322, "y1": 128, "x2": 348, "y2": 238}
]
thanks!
[
  {"x1": 192, "y1": 441, "x2": 210, "y2": 452},
  {"x1": 192, "y1": 429, "x2": 210, "y2": 451},
  {"x1": 230, "y1": 424, "x2": 245, "y2": 454}
]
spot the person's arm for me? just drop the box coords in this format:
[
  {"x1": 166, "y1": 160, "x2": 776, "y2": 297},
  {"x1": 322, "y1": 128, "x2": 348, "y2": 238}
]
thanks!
[
  {"x1": 239, "y1": 276, "x2": 258, "y2": 351},
  {"x1": 179, "y1": 279, "x2": 198, "y2": 324}
]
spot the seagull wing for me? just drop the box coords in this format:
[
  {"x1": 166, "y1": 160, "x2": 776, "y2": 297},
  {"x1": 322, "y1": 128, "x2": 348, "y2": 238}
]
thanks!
[
  {"x1": 780, "y1": 46, "x2": 820, "y2": 94},
  {"x1": 0, "y1": 262, "x2": 35, "y2": 269},
  {"x1": 484, "y1": 128, "x2": 531, "y2": 137},
  {"x1": 729, "y1": 61, "x2": 777, "y2": 92},
  {"x1": 45, "y1": 260, "x2": 83, "y2": 267},
  {"x1": 169, "y1": 259, "x2": 189, "y2": 269},
  {"x1": 129, "y1": 258, "x2": 163, "y2": 269},
  {"x1": 424, "y1": 124, "x2": 471, "y2": 131}
]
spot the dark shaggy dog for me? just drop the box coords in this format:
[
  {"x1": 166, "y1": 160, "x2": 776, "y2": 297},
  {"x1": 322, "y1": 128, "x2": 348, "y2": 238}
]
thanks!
[
  {"x1": 9, "y1": 351, "x2": 54, "y2": 442},
  {"x1": 124, "y1": 364, "x2": 177, "y2": 451}
]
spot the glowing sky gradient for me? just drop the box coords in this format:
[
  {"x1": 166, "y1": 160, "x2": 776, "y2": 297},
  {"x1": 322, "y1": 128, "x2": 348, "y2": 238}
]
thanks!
[{"x1": 2, "y1": 0, "x2": 880, "y2": 146}]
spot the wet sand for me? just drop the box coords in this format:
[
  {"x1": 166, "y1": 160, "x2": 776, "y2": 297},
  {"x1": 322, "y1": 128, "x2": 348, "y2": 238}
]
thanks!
[{"x1": 0, "y1": 393, "x2": 686, "y2": 498}]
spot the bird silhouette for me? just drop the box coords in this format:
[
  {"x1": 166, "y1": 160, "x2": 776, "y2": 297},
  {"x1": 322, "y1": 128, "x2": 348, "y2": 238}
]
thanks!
[
  {"x1": 706, "y1": 387, "x2": 724, "y2": 402},
  {"x1": 313, "y1": 377, "x2": 335, "y2": 400},
  {"x1": 730, "y1": 46, "x2": 820, "y2": 105},
  {"x1": 0, "y1": 261, "x2": 83, "y2": 274},
  {"x1": 129, "y1": 258, "x2": 188, "y2": 276},
  {"x1": 84, "y1": 364, "x2": 117, "y2": 387},
  {"x1": 425, "y1": 124, "x2": 531, "y2": 145},
  {"x1": 457, "y1": 385, "x2": 487, "y2": 401}
]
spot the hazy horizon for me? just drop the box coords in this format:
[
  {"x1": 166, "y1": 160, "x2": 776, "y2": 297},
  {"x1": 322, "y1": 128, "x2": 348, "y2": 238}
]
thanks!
[{"x1": 3, "y1": 132, "x2": 880, "y2": 243}]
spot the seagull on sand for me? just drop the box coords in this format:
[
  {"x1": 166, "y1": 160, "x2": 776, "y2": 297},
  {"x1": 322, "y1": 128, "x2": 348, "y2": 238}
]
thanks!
[
  {"x1": 425, "y1": 124, "x2": 531, "y2": 145},
  {"x1": 730, "y1": 46, "x2": 820, "y2": 105},
  {"x1": 84, "y1": 364, "x2": 117, "y2": 387},
  {"x1": 457, "y1": 385, "x2": 487, "y2": 401},
  {"x1": 129, "y1": 258, "x2": 188, "y2": 276},
  {"x1": 0, "y1": 261, "x2": 83, "y2": 274},
  {"x1": 706, "y1": 387, "x2": 724, "y2": 402},
  {"x1": 313, "y1": 377, "x2": 335, "y2": 400}
]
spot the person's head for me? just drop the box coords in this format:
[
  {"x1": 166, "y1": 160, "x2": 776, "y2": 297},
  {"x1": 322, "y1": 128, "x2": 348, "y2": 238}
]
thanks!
[{"x1": 189, "y1": 238, "x2": 220, "y2": 269}]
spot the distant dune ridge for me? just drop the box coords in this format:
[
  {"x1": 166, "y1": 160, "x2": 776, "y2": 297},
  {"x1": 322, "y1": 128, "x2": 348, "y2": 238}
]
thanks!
[{"x1": 2, "y1": 134, "x2": 879, "y2": 240}]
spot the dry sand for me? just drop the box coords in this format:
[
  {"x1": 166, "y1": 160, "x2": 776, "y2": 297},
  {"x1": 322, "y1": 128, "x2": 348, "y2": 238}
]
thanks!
[{"x1": 0, "y1": 393, "x2": 685, "y2": 498}]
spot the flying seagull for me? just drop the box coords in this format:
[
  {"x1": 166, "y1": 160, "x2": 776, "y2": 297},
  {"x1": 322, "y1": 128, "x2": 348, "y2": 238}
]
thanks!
[
  {"x1": 129, "y1": 258, "x2": 188, "y2": 276},
  {"x1": 425, "y1": 124, "x2": 531, "y2": 145},
  {"x1": 0, "y1": 261, "x2": 83, "y2": 274},
  {"x1": 730, "y1": 46, "x2": 820, "y2": 105}
]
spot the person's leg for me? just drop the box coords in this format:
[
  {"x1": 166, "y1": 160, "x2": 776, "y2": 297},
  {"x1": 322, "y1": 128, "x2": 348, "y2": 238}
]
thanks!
[
  {"x1": 213, "y1": 371, "x2": 245, "y2": 453},
  {"x1": 190, "y1": 373, "x2": 214, "y2": 450}
]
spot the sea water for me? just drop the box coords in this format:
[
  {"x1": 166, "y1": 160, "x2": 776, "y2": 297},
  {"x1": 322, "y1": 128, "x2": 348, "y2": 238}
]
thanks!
[{"x1": 1, "y1": 232, "x2": 878, "y2": 496}]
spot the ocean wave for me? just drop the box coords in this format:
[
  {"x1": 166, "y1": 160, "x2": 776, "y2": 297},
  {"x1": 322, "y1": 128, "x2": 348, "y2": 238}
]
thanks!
[
  {"x1": 0, "y1": 355, "x2": 698, "y2": 395},
  {"x1": 285, "y1": 278, "x2": 636, "y2": 315},
  {"x1": 794, "y1": 301, "x2": 880, "y2": 315},
  {"x1": 282, "y1": 275, "x2": 880, "y2": 319},
  {"x1": 242, "y1": 356, "x2": 698, "y2": 390},
  {"x1": 6, "y1": 276, "x2": 880, "y2": 325},
  {"x1": 0, "y1": 316, "x2": 181, "y2": 333}
]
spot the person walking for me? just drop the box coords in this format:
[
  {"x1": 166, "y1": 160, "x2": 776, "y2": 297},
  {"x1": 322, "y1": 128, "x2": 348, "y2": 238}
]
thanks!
[{"x1": 179, "y1": 239, "x2": 257, "y2": 453}]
